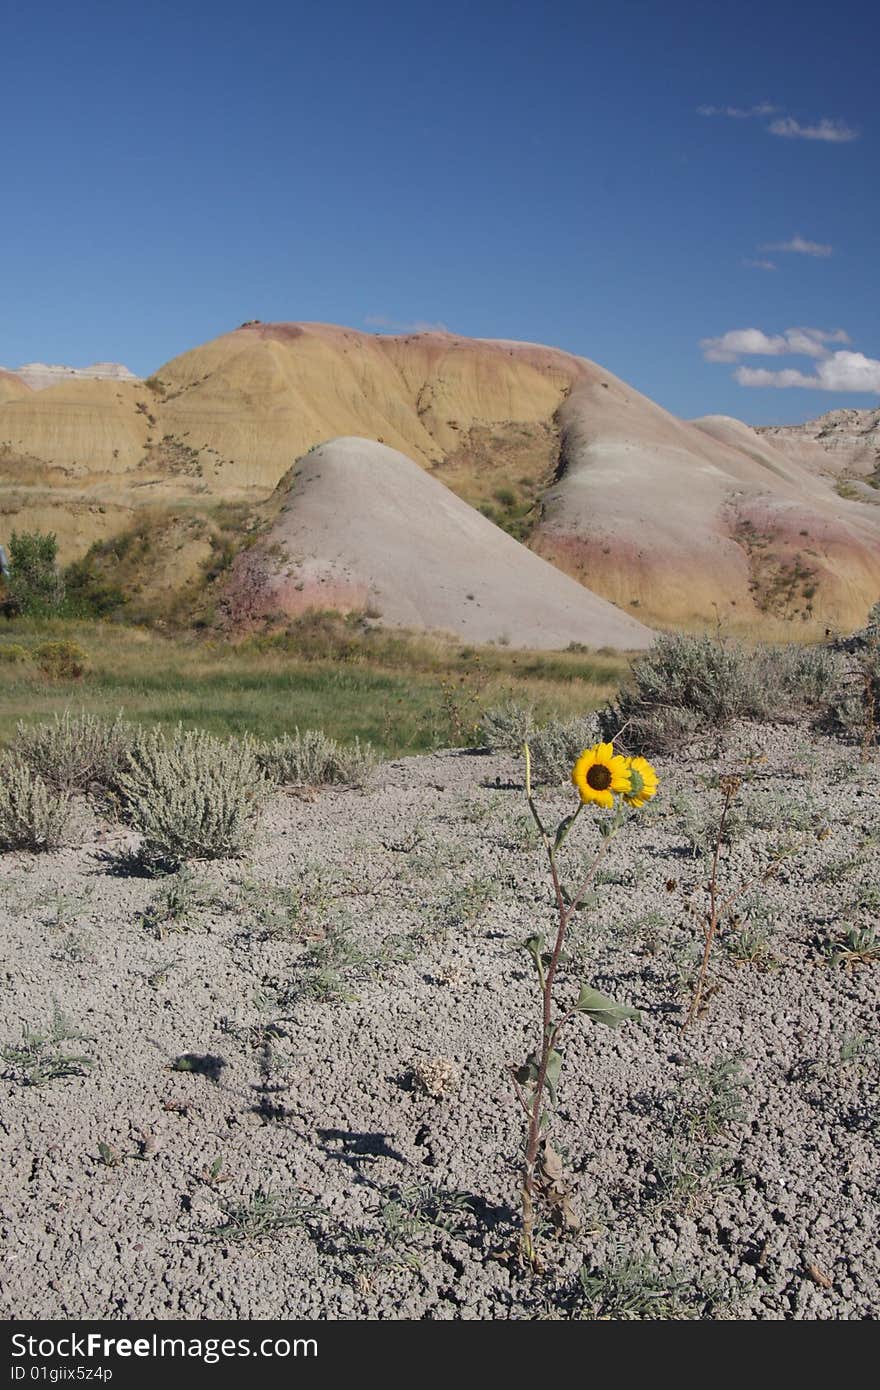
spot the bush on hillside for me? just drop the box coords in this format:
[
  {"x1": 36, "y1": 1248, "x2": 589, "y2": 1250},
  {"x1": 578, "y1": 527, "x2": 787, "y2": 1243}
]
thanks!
[
  {"x1": 1, "y1": 531, "x2": 65, "y2": 617},
  {"x1": 33, "y1": 640, "x2": 89, "y2": 681}
]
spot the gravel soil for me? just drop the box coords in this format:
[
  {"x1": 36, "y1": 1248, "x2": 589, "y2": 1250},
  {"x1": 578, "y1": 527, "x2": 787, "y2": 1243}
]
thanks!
[{"x1": 1, "y1": 725, "x2": 878, "y2": 1320}]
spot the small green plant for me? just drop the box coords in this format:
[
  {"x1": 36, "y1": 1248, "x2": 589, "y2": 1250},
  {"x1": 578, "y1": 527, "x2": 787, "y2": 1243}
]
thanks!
[
  {"x1": 0, "y1": 757, "x2": 71, "y2": 851},
  {"x1": 429, "y1": 875, "x2": 499, "y2": 937},
  {"x1": 680, "y1": 771, "x2": 793, "y2": 1027},
  {"x1": 140, "y1": 868, "x2": 214, "y2": 937},
  {"x1": 650, "y1": 1055, "x2": 748, "y2": 1211},
  {"x1": 285, "y1": 922, "x2": 412, "y2": 1004},
  {"x1": 675, "y1": 1055, "x2": 749, "y2": 1140},
  {"x1": 141, "y1": 956, "x2": 179, "y2": 989},
  {"x1": 33, "y1": 640, "x2": 88, "y2": 681},
  {"x1": 378, "y1": 1184, "x2": 471, "y2": 1239},
  {"x1": 724, "y1": 919, "x2": 778, "y2": 968},
  {"x1": 234, "y1": 868, "x2": 334, "y2": 940},
  {"x1": 97, "y1": 1140, "x2": 122, "y2": 1167},
  {"x1": 210, "y1": 1190, "x2": 323, "y2": 1242},
  {"x1": 817, "y1": 924, "x2": 880, "y2": 968},
  {"x1": 2, "y1": 1010, "x2": 94, "y2": 1085},
  {"x1": 838, "y1": 1033, "x2": 876, "y2": 1069},
  {"x1": 117, "y1": 725, "x2": 268, "y2": 868},
  {"x1": 574, "y1": 1251, "x2": 714, "y2": 1320}
]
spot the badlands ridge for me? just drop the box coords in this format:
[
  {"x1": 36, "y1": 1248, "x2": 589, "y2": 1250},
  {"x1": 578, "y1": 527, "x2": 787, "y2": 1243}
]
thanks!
[{"x1": 1, "y1": 322, "x2": 879, "y2": 641}]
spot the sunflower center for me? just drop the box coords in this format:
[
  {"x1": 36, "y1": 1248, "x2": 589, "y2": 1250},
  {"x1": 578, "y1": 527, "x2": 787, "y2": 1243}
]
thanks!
[{"x1": 586, "y1": 764, "x2": 613, "y2": 791}]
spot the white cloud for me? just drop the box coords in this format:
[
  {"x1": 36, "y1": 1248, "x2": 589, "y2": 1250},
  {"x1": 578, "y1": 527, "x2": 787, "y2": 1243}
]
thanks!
[
  {"x1": 743, "y1": 258, "x2": 777, "y2": 271},
  {"x1": 734, "y1": 352, "x2": 880, "y2": 392},
  {"x1": 698, "y1": 105, "x2": 858, "y2": 144},
  {"x1": 700, "y1": 326, "x2": 850, "y2": 364},
  {"x1": 701, "y1": 328, "x2": 788, "y2": 362},
  {"x1": 697, "y1": 102, "x2": 778, "y2": 119},
  {"x1": 760, "y1": 235, "x2": 832, "y2": 258},
  {"x1": 768, "y1": 116, "x2": 859, "y2": 143},
  {"x1": 785, "y1": 327, "x2": 850, "y2": 356}
]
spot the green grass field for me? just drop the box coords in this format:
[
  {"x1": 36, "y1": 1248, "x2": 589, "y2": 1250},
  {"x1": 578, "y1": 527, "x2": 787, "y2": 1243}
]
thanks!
[{"x1": 0, "y1": 616, "x2": 632, "y2": 755}]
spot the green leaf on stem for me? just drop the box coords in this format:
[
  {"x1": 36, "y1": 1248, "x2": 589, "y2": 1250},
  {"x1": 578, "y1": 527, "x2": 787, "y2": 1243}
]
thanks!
[
  {"x1": 516, "y1": 1052, "x2": 540, "y2": 1089},
  {"x1": 516, "y1": 1047, "x2": 563, "y2": 1104},
  {"x1": 553, "y1": 813, "x2": 578, "y2": 851},
  {"x1": 524, "y1": 934, "x2": 545, "y2": 975},
  {"x1": 545, "y1": 1048, "x2": 562, "y2": 1104},
  {"x1": 575, "y1": 985, "x2": 641, "y2": 1028},
  {"x1": 562, "y1": 886, "x2": 599, "y2": 912}
]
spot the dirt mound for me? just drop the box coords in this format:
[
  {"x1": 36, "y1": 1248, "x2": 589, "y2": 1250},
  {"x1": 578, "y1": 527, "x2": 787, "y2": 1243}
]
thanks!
[
  {"x1": 224, "y1": 436, "x2": 653, "y2": 650},
  {"x1": 530, "y1": 379, "x2": 880, "y2": 629}
]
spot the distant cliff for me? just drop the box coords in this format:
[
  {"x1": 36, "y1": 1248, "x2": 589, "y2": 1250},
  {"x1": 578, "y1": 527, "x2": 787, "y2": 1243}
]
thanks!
[{"x1": 0, "y1": 361, "x2": 140, "y2": 391}]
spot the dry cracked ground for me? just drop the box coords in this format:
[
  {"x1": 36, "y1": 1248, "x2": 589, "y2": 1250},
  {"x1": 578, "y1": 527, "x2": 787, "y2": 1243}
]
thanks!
[{"x1": 1, "y1": 725, "x2": 879, "y2": 1320}]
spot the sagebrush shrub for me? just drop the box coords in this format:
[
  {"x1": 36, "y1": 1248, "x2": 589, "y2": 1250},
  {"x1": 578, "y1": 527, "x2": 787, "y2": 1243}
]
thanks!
[
  {"x1": 604, "y1": 634, "x2": 840, "y2": 753},
  {"x1": 257, "y1": 728, "x2": 376, "y2": 787},
  {"x1": 117, "y1": 726, "x2": 268, "y2": 867},
  {"x1": 827, "y1": 637, "x2": 880, "y2": 745},
  {"x1": 12, "y1": 710, "x2": 136, "y2": 794},
  {"x1": 478, "y1": 701, "x2": 536, "y2": 752},
  {"x1": 755, "y1": 643, "x2": 841, "y2": 712},
  {"x1": 33, "y1": 640, "x2": 88, "y2": 681},
  {"x1": 0, "y1": 757, "x2": 71, "y2": 851},
  {"x1": 528, "y1": 713, "x2": 601, "y2": 784}
]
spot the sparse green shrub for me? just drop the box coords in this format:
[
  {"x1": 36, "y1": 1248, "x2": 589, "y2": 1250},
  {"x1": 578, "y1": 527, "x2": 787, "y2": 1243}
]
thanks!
[
  {"x1": 210, "y1": 1190, "x2": 323, "y2": 1242},
  {"x1": 0, "y1": 643, "x2": 29, "y2": 664},
  {"x1": 478, "y1": 701, "x2": 535, "y2": 751},
  {"x1": 527, "y1": 713, "x2": 601, "y2": 784},
  {"x1": 33, "y1": 640, "x2": 88, "y2": 681},
  {"x1": 62, "y1": 553, "x2": 127, "y2": 618},
  {"x1": 117, "y1": 726, "x2": 268, "y2": 868},
  {"x1": 2, "y1": 1008, "x2": 93, "y2": 1085},
  {"x1": 826, "y1": 635, "x2": 880, "y2": 747},
  {"x1": 0, "y1": 530, "x2": 65, "y2": 617},
  {"x1": 605, "y1": 634, "x2": 840, "y2": 753},
  {"x1": 764, "y1": 643, "x2": 840, "y2": 711},
  {"x1": 0, "y1": 757, "x2": 71, "y2": 851},
  {"x1": 140, "y1": 868, "x2": 214, "y2": 937},
  {"x1": 12, "y1": 710, "x2": 136, "y2": 795},
  {"x1": 257, "y1": 728, "x2": 376, "y2": 787},
  {"x1": 574, "y1": 1252, "x2": 717, "y2": 1320}
]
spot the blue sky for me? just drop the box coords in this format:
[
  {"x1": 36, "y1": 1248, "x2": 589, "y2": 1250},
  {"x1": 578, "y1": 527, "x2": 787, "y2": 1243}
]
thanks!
[{"x1": 1, "y1": 0, "x2": 876, "y2": 422}]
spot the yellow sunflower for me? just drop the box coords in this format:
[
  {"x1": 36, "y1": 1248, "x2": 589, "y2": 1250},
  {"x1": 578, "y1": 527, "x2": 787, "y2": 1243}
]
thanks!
[
  {"x1": 623, "y1": 755, "x2": 659, "y2": 808},
  {"x1": 571, "y1": 741, "x2": 632, "y2": 809}
]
